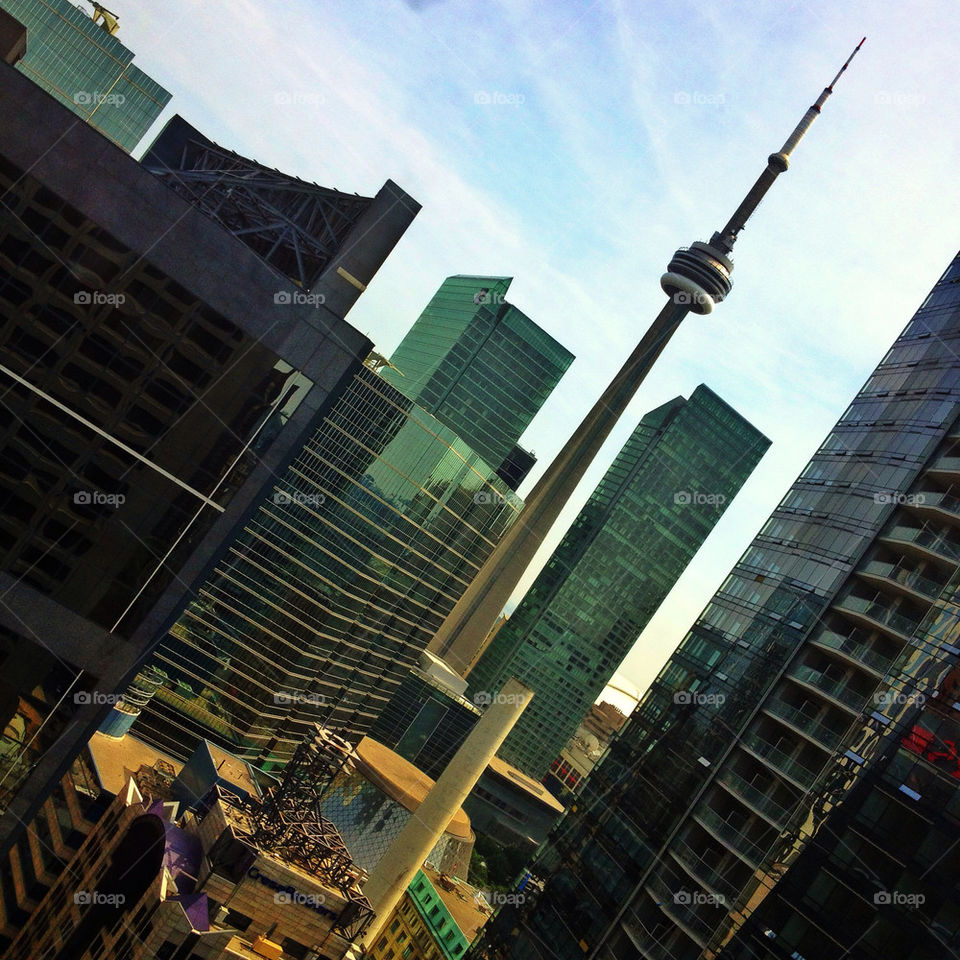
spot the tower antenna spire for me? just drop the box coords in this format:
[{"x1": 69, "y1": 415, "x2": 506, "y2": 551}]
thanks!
[{"x1": 661, "y1": 37, "x2": 866, "y2": 311}]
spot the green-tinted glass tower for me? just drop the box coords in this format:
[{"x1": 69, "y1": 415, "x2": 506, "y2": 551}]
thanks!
[
  {"x1": 381, "y1": 275, "x2": 574, "y2": 483},
  {"x1": 1, "y1": 0, "x2": 170, "y2": 152},
  {"x1": 467, "y1": 385, "x2": 770, "y2": 779},
  {"x1": 126, "y1": 365, "x2": 524, "y2": 767}
]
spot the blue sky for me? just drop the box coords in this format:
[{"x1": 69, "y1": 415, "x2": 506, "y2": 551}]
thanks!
[{"x1": 117, "y1": 0, "x2": 960, "y2": 708}]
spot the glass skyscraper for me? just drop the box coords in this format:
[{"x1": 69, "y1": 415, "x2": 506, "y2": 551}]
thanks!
[
  {"x1": 130, "y1": 366, "x2": 524, "y2": 766},
  {"x1": 1, "y1": 0, "x2": 170, "y2": 152},
  {"x1": 472, "y1": 250, "x2": 960, "y2": 960},
  {"x1": 467, "y1": 385, "x2": 770, "y2": 779},
  {"x1": 381, "y1": 275, "x2": 574, "y2": 485},
  {"x1": 722, "y1": 567, "x2": 960, "y2": 959}
]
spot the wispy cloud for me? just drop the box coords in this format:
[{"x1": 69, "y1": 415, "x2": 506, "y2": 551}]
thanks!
[{"x1": 121, "y1": 0, "x2": 960, "y2": 697}]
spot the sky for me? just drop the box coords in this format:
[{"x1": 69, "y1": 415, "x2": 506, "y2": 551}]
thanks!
[{"x1": 114, "y1": 0, "x2": 960, "y2": 709}]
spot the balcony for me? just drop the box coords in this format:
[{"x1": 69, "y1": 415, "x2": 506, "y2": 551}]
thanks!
[
  {"x1": 926, "y1": 455, "x2": 960, "y2": 477},
  {"x1": 762, "y1": 695, "x2": 848, "y2": 751},
  {"x1": 788, "y1": 663, "x2": 871, "y2": 713},
  {"x1": 858, "y1": 559, "x2": 946, "y2": 603},
  {"x1": 627, "y1": 922, "x2": 677, "y2": 960},
  {"x1": 809, "y1": 628, "x2": 891, "y2": 677},
  {"x1": 716, "y1": 769, "x2": 790, "y2": 828},
  {"x1": 910, "y1": 490, "x2": 960, "y2": 522},
  {"x1": 643, "y1": 873, "x2": 710, "y2": 949},
  {"x1": 741, "y1": 731, "x2": 823, "y2": 788},
  {"x1": 692, "y1": 805, "x2": 767, "y2": 867},
  {"x1": 880, "y1": 525, "x2": 960, "y2": 564},
  {"x1": 832, "y1": 593, "x2": 921, "y2": 641},
  {"x1": 671, "y1": 837, "x2": 741, "y2": 900}
]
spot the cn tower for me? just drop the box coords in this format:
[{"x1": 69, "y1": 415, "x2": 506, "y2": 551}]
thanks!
[{"x1": 429, "y1": 39, "x2": 866, "y2": 676}]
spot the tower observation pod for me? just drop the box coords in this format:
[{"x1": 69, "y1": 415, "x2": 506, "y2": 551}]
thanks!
[
  {"x1": 429, "y1": 39, "x2": 866, "y2": 678},
  {"x1": 661, "y1": 36, "x2": 866, "y2": 314}
]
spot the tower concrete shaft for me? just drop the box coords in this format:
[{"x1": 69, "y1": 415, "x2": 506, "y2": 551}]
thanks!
[
  {"x1": 359, "y1": 677, "x2": 533, "y2": 946},
  {"x1": 429, "y1": 40, "x2": 865, "y2": 678}
]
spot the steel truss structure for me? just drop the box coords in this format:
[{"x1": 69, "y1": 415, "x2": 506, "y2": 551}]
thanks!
[{"x1": 144, "y1": 133, "x2": 374, "y2": 290}]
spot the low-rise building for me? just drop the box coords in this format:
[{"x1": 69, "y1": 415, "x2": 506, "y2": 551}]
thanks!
[
  {"x1": 5, "y1": 734, "x2": 373, "y2": 960},
  {"x1": 369, "y1": 865, "x2": 490, "y2": 960}
]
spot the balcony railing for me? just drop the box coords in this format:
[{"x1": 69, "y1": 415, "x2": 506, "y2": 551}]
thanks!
[
  {"x1": 912, "y1": 490, "x2": 960, "y2": 519},
  {"x1": 741, "y1": 731, "x2": 822, "y2": 787},
  {"x1": 716, "y1": 769, "x2": 790, "y2": 826},
  {"x1": 671, "y1": 838, "x2": 741, "y2": 899},
  {"x1": 833, "y1": 593, "x2": 920, "y2": 640},
  {"x1": 881, "y1": 525, "x2": 960, "y2": 561},
  {"x1": 692, "y1": 805, "x2": 768, "y2": 866},
  {"x1": 643, "y1": 874, "x2": 711, "y2": 946},
  {"x1": 810, "y1": 628, "x2": 891, "y2": 676},
  {"x1": 929, "y1": 455, "x2": 960, "y2": 474},
  {"x1": 762, "y1": 695, "x2": 848, "y2": 750},
  {"x1": 788, "y1": 663, "x2": 871, "y2": 713},
  {"x1": 859, "y1": 559, "x2": 945, "y2": 600}
]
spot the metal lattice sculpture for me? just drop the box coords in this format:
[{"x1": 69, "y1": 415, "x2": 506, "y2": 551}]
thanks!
[
  {"x1": 143, "y1": 120, "x2": 373, "y2": 290},
  {"x1": 250, "y1": 726, "x2": 374, "y2": 939}
]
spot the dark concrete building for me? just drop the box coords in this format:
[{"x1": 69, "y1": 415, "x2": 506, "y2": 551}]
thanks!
[{"x1": 0, "y1": 62, "x2": 417, "y2": 862}]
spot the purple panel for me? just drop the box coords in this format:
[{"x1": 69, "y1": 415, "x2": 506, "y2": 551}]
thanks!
[
  {"x1": 171, "y1": 892, "x2": 210, "y2": 932},
  {"x1": 162, "y1": 821, "x2": 203, "y2": 894}
]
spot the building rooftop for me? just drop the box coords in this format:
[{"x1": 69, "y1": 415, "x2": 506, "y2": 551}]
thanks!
[
  {"x1": 355, "y1": 738, "x2": 472, "y2": 839},
  {"x1": 486, "y1": 755, "x2": 565, "y2": 814},
  {"x1": 87, "y1": 730, "x2": 182, "y2": 795},
  {"x1": 206, "y1": 741, "x2": 261, "y2": 799},
  {"x1": 422, "y1": 864, "x2": 491, "y2": 943}
]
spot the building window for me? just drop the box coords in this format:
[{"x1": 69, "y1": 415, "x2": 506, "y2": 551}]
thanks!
[
  {"x1": 280, "y1": 939, "x2": 309, "y2": 960},
  {"x1": 222, "y1": 909, "x2": 252, "y2": 931}
]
